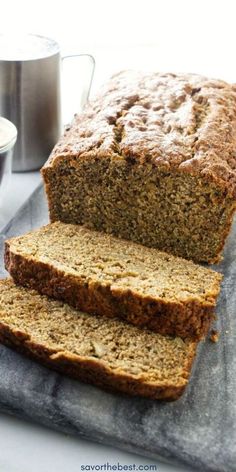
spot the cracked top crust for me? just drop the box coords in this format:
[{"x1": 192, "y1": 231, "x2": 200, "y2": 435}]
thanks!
[{"x1": 44, "y1": 71, "x2": 236, "y2": 197}]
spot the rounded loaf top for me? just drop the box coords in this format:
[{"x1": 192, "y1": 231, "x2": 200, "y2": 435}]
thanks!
[{"x1": 45, "y1": 71, "x2": 236, "y2": 198}]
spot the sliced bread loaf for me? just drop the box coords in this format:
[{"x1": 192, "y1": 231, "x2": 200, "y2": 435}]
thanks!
[
  {"x1": 5, "y1": 222, "x2": 222, "y2": 339},
  {"x1": 42, "y1": 71, "x2": 236, "y2": 263},
  {"x1": 0, "y1": 279, "x2": 198, "y2": 400}
]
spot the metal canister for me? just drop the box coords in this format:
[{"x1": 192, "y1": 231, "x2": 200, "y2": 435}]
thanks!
[{"x1": 0, "y1": 34, "x2": 94, "y2": 171}]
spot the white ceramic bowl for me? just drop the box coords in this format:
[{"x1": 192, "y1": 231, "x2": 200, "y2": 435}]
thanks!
[{"x1": 0, "y1": 117, "x2": 17, "y2": 193}]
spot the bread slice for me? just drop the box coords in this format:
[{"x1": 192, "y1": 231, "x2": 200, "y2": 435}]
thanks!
[
  {"x1": 0, "y1": 279, "x2": 198, "y2": 400},
  {"x1": 5, "y1": 222, "x2": 222, "y2": 339}
]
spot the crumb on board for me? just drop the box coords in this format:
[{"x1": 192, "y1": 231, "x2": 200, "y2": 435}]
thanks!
[{"x1": 210, "y1": 329, "x2": 220, "y2": 343}]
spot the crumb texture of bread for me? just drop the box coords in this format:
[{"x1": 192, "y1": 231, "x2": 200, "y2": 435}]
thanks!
[
  {"x1": 5, "y1": 222, "x2": 222, "y2": 340},
  {"x1": 0, "y1": 279, "x2": 198, "y2": 400},
  {"x1": 42, "y1": 71, "x2": 236, "y2": 263},
  {"x1": 209, "y1": 329, "x2": 220, "y2": 343}
]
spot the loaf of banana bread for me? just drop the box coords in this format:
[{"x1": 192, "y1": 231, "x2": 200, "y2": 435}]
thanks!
[
  {"x1": 0, "y1": 279, "x2": 198, "y2": 400},
  {"x1": 5, "y1": 222, "x2": 222, "y2": 340},
  {"x1": 42, "y1": 71, "x2": 236, "y2": 263}
]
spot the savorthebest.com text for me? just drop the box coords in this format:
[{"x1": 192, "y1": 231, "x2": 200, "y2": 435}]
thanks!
[{"x1": 81, "y1": 462, "x2": 158, "y2": 471}]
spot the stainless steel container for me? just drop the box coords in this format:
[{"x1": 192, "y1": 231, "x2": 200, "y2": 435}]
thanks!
[
  {"x1": 0, "y1": 34, "x2": 94, "y2": 172},
  {"x1": 0, "y1": 117, "x2": 17, "y2": 193}
]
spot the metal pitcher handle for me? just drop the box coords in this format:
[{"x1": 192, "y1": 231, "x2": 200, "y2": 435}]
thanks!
[{"x1": 62, "y1": 53, "x2": 95, "y2": 112}]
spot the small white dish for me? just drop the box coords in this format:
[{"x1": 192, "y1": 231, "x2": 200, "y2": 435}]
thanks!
[{"x1": 0, "y1": 117, "x2": 17, "y2": 194}]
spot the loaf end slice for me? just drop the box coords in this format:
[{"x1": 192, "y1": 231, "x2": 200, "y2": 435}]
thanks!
[
  {"x1": 5, "y1": 222, "x2": 222, "y2": 340},
  {"x1": 0, "y1": 279, "x2": 198, "y2": 401}
]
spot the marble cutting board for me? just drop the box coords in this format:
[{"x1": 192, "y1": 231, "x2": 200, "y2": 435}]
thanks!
[{"x1": 0, "y1": 184, "x2": 235, "y2": 472}]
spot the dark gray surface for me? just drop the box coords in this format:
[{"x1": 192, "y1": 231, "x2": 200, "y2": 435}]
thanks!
[{"x1": 0, "y1": 184, "x2": 235, "y2": 472}]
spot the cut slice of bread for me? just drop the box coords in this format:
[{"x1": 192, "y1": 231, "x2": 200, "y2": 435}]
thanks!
[
  {"x1": 5, "y1": 222, "x2": 222, "y2": 339},
  {"x1": 0, "y1": 279, "x2": 198, "y2": 400}
]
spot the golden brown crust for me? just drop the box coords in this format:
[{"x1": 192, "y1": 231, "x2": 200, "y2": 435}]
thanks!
[
  {"x1": 0, "y1": 279, "x2": 198, "y2": 401},
  {"x1": 5, "y1": 223, "x2": 222, "y2": 340},
  {"x1": 43, "y1": 71, "x2": 236, "y2": 198},
  {"x1": 0, "y1": 323, "x2": 189, "y2": 400}
]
